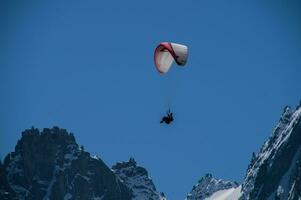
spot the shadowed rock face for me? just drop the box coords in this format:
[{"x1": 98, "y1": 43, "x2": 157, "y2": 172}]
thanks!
[
  {"x1": 185, "y1": 104, "x2": 301, "y2": 200},
  {"x1": 1, "y1": 103, "x2": 301, "y2": 200},
  {"x1": 240, "y1": 105, "x2": 301, "y2": 200},
  {"x1": 112, "y1": 158, "x2": 166, "y2": 200},
  {"x1": 0, "y1": 127, "x2": 132, "y2": 200},
  {"x1": 0, "y1": 160, "x2": 16, "y2": 200}
]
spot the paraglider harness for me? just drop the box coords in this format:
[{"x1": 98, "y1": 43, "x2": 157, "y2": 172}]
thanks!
[{"x1": 160, "y1": 109, "x2": 174, "y2": 124}]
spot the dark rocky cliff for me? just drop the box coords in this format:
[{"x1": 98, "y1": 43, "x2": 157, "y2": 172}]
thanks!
[
  {"x1": 112, "y1": 158, "x2": 166, "y2": 200},
  {"x1": 0, "y1": 127, "x2": 132, "y2": 200},
  {"x1": 240, "y1": 105, "x2": 301, "y2": 200},
  {"x1": 185, "y1": 103, "x2": 301, "y2": 200}
]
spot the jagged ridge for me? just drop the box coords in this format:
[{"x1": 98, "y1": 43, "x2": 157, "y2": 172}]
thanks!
[
  {"x1": 0, "y1": 127, "x2": 132, "y2": 200},
  {"x1": 112, "y1": 158, "x2": 166, "y2": 200},
  {"x1": 240, "y1": 104, "x2": 301, "y2": 200},
  {"x1": 186, "y1": 173, "x2": 239, "y2": 200},
  {"x1": 185, "y1": 103, "x2": 301, "y2": 200},
  {"x1": 1, "y1": 102, "x2": 301, "y2": 200}
]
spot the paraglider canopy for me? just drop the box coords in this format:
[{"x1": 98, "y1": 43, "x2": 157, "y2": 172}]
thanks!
[{"x1": 154, "y1": 42, "x2": 188, "y2": 74}]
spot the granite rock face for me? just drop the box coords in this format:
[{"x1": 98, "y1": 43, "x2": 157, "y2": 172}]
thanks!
[
  {"x1": 112, "y1": 158, "x2": 166, "y2": 200},
  {"x1": 186, "y1": 103, "x2": 301, "y2": 200},
  {"x1": 1, "y1": 102, "x2": 301, "y2": 200},
  {"x1": 240, "y1": 105, "x2": 301, "y2": 200},
  {"x1": 0, "y1": 127, "x2": 132, "y2": 200}
]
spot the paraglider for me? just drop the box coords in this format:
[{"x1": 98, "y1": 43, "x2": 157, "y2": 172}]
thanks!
[
  {"x1": 160, "y1": 109, "x2": 174, "y2": 124},
  {"x1": 154, "y1": 42, "x2": 188, "y2": 125}
]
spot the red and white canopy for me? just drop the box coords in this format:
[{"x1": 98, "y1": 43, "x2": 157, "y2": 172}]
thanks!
[{"x1": 154, "y1": 42, "x2": 188, "y2": 74}]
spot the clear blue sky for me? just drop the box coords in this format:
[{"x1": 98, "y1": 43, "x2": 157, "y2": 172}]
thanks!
[{"x1": 1, "y1": 1, "x2": 301, "y2": 199}]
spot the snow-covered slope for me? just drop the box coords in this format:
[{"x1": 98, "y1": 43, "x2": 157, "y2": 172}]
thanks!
[
  {"x1": 112, "y1": 158, "x2": 166, "y2": 200},
  {"x1": 1, "y1": 102, "x2": 301, "y2": 200},
  {"x1": 205, "y1": 186, "x2": 241, "y2": 200},
  {"x1": 186, "y1": 173, "x2": 239, "y2": 200},
  {"x1": 186, "y1": 103, "x2": 301, "y2": 200},
  {"x1": 240, "y1": 104, "x2": 301, "y2": 200}
]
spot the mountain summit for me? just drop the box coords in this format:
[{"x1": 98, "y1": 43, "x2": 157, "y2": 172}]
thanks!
[
  {"x1": 185, "y1": 103, "x2": 301, "y2": 200},
  {"x1": 0, "y1": 127, "x2": 166, "y2": 200},
  {"x1": 112, "y1": 158, "x2": 166, "y2": 200},
  {"x1": 186, "y1": 173, "x2": 239, "y2": 200},
  {"x1": 0, "y1": 127, "x2": 131, "y2": 200},
  {"x1": 1, "y1": 102, "x2": 301, "y2": 200},
  {"x1": 240, "y1": 104, "x2": 301, "y2": 200}
]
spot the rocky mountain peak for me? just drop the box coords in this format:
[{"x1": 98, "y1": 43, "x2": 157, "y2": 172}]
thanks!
[
  {"x1": 1, "y1": 126, "x2": 132, "y2": 200},
  {"x1": 112, "y1": 158, "x2": 166, "y2": 200},
  {"x1": 240, "y1": 105, "x2": 301, "y2": 200},
  {"x1": 277, "y1": 106, "x2": 293, "y2": 127},
  {"x1": 2, "y1": 102, "x2": 301, "y2": 200},
  {"x1": 186, "y1": 173, "x2": 239, "y2": 200},
  {"x1": 112, "y1": 157, "x2": 137, "y2": 171}
]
